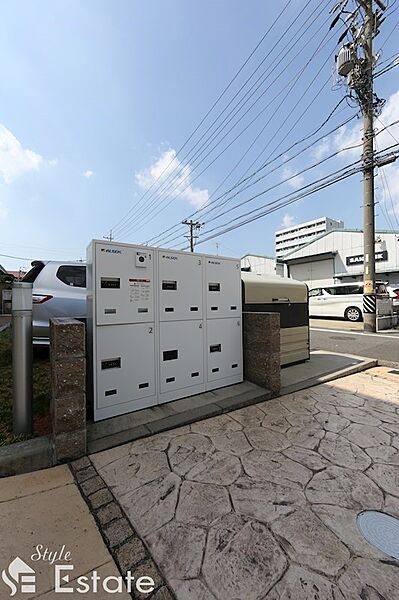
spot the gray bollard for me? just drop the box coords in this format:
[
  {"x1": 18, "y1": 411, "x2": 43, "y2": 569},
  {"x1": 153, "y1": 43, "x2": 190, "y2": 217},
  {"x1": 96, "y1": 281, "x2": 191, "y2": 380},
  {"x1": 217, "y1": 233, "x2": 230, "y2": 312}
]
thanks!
[{"x1": 12, "y1": 282, "x2": 33, "y2": 435}]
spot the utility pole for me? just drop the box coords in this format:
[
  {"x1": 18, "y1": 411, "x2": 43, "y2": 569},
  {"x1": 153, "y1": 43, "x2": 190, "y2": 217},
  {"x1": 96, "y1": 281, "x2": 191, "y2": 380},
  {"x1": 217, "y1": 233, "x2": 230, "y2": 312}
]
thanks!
[
  {"x1": 362, "y1": 0, "x2": 377, "y2": 332},
  {"x1": 182, "y1": 219, "x2": 204, "y2": 252},
  {"x1": 333, "y1": 0, "x2": 387, "y2": 332},
  {"x1": 103, "y1": 230, "x2": 113, "y2": 242}
]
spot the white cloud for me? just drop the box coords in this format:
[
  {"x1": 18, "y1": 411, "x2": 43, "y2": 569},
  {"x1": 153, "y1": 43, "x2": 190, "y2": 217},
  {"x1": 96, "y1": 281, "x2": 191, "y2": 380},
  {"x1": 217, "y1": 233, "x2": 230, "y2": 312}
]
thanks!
[
  {"x1": 0, "y1": 124, "x2": 43, "y2": 184},
  {"x1": 83, "y1": 170, "x2": 94, "y2": 178},
  {"x1": 281, "y1": 166, "x2": 305, "y2": 190},
  {"x1": 49, "y1": 159, "x2": 58, "y2": 166},
  {"x1": 281, "y1": 213, "x2": 296, "y2": 228},
  {"x1": 135, "y1": 148, "x2": 209, "y2": 209},
  {"x1": 312, "y1": 136, "x2": 331, "y2": 160}
]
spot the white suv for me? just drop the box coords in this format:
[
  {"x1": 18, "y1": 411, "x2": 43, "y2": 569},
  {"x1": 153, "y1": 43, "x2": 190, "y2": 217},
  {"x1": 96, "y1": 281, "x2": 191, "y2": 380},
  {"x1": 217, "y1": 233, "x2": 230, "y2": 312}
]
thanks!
[
  {"x1": 309, "y1": 282, "x2": 391, "y2": 321},
  {"x1": 309, "y1": 283, "x2": 365, "y2": 321}
]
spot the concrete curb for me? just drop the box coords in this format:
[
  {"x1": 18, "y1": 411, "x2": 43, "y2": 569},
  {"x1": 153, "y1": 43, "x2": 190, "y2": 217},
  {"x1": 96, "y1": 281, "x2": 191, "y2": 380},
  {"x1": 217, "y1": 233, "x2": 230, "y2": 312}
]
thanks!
[
  {"x1": 88, "y1": 388, "x2": 272, "y2": 455},
  {"x1": 280, "y1": 358, "x2": 377, "y2": 396},
  {"x1": 0, "y1": 435, "x2": 54, "y2": 477}
]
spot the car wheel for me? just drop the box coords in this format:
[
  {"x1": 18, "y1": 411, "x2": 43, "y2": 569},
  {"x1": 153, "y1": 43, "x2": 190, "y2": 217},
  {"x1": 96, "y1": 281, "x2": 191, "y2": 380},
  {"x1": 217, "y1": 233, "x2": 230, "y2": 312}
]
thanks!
[{"x1": 345, "y1": 306, "x2": 362, "y2": 322}]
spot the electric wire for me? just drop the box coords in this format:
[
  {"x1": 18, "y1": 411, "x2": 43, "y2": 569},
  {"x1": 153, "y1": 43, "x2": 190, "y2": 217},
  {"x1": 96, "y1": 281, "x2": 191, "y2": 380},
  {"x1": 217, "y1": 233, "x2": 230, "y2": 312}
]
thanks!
[
  {"x1": 108, "y1": 0, "x2": 295, "y2": 236},
  {"x1": 114, "y1": 3, "x2": 334, "y2": 238},
  {"x1": 119, "y1": 18, "x2": 341, "y2": 239},
  {"x1": 145, "y1": 100, "x2": 354, "y2": 247},
  {"x1": 153, "y1": 110, "x2": 356, "y2": 248},
  {"x1": 178, "y1": 145, "x2": 399, "y2": 249}
]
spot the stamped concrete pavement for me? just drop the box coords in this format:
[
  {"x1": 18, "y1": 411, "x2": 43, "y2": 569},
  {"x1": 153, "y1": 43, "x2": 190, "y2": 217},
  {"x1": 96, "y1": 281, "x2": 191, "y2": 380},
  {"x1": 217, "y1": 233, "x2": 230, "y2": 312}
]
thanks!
[{"x1": 91, "y1": 367, "x2": 399, "y2": 600}]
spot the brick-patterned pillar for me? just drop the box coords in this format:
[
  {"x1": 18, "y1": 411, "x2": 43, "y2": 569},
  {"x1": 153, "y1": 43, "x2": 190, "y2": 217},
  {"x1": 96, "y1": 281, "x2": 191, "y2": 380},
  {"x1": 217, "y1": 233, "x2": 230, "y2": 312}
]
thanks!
[
  {"x1": 243, "y1": 312, "x2": 280, "y2": 396},
  {"x1": 50, "y1": 317, "x2": 86, "y2": 462}
]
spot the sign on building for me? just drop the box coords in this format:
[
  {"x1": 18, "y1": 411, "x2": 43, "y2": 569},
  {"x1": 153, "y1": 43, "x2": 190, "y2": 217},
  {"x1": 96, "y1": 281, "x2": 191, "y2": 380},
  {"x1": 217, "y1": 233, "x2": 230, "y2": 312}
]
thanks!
[{"x1": 346, "y1": 250, "x2": 388, "y2": 266}]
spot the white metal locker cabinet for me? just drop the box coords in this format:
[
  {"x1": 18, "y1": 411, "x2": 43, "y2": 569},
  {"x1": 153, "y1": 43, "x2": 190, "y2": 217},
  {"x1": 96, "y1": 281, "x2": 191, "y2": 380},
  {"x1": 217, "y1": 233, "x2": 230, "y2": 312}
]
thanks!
[
  {"x1": 159, "y1": 320, "x2": 205, "y2": 401},
  {"x1": 95, "y1": 323, "x2": 157, "y2": 420},
  {"x1": 159, "y1": 251, "x2": 203, "y2": 321},
  {"x1": 206, "y1": 318, "x2": 243, "y2": 387},
  {"x1": 205, "y1": 257, "x2": 241, "y2": 319},
  {"x1": 94, "y1": 241, "x2": 155, "y2": 326}
]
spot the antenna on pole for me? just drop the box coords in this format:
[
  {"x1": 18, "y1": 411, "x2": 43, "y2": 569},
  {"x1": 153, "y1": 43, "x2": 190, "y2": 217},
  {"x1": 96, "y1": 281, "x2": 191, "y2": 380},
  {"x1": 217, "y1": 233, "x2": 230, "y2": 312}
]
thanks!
[
  {"x1": 182, "y1": 220, "x2": 204, "y2": 252},
  {"x1": 103, "y1": 230, "x2": 113, "y2": 242}
]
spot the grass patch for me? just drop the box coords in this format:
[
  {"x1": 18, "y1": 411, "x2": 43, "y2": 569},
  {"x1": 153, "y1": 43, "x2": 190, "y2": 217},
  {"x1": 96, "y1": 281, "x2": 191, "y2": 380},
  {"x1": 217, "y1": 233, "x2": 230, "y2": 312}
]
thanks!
[{"x1": 0, "y1": 327, "x2": 51, "y2": 446}]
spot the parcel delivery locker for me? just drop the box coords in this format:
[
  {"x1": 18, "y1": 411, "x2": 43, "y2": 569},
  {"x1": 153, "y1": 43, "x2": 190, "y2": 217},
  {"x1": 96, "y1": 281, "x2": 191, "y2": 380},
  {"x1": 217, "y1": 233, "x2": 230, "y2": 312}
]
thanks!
[
  {"x1": 206, "y1": 318, "x2": 243, "y2": 386},
  {"x1": 94, "y1": 323, "x2": 157, "y2": 420},
  {"x1": 159, "y1": 251, "x2": 204, "y2": 321},
  {"x1": 206, "y1": 257, "x2": 241, "y2": 319},
  {"x1": 159, "y1": 320, "x2": 205, "y2": 400},
  {"x1": 94, "y1": 241, "x2": 155, "y2": 326}
]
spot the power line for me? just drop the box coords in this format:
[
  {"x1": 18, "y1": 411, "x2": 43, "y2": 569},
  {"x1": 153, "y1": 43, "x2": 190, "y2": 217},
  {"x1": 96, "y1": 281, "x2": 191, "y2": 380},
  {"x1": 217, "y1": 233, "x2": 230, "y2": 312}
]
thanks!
[
  {"x1": 114, "y1": 3, "x2": 333, "y2": 239},
  {"x1": 153, "y1": 111, "x2": 356, "y2": 248},
  {"x1": 375, "y1": 136, "x2": 397, "y2": 230},
  {"x1": 146, "y1": 98, "x2": 352, "y2": 247},
  {"x1": 146, "y1": 93, "x2": 355, "y2": 249},
  {"x1": 175, "y1": 145, "x2": 399, "y2": 250},
  {"x1": 119, "y1": 16, "x2": 340, "y2": 239},
  {"x1": 108, "y1": 0, "x2": 295, "y2": 236}
]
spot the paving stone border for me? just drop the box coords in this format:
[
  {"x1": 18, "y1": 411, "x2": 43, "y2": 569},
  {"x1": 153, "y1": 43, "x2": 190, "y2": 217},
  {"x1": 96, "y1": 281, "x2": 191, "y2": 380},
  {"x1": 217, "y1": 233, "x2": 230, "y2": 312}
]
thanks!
[{"x1": 70, "y1": 457, "x2": 176, "y2": 600}]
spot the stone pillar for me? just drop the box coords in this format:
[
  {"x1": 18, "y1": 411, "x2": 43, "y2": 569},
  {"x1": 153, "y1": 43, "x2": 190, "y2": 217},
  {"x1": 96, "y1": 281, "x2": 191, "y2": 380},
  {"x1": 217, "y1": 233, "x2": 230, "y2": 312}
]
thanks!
[
  {"x1": 50, "y1": 318, "x2": 86, "y2": 462},
  {"x1": 243, "y1": 312, "x2": 280, "y2": 396}
]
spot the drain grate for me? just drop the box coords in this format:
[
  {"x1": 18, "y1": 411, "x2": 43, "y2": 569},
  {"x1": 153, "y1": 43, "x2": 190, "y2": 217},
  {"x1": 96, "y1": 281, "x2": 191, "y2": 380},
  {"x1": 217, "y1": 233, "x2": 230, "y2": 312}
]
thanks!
[{"x1": 357, "y1": 511, "x2": 399, "y2": 559}]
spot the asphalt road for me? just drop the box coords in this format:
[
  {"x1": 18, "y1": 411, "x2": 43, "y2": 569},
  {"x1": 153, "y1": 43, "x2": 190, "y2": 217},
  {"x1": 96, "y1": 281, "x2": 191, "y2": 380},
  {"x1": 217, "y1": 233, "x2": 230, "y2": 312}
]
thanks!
[{"x1": 310, "y1": 320, "x2": 399, "y2": 366}]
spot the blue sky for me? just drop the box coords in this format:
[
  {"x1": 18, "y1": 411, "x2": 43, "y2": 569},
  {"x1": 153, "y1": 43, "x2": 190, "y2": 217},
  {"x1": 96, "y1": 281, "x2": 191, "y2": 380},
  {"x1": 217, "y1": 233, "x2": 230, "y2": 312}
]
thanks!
[{"x1": 1, "y1": 0, "x2": 398, "y2": 271}]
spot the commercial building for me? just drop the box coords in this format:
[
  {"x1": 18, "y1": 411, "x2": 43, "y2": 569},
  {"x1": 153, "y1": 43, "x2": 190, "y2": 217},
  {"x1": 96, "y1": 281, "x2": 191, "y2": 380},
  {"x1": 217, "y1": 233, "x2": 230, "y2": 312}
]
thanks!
[
  {"x1": 281, "y1": 228, "x2": 399, "y2": 289},
  {"x1": 275, "y1": 217, "x2": 344, "y2": 258},
  {"x1": 240, "y1": 254, "x2": 277, "y2": 275}
]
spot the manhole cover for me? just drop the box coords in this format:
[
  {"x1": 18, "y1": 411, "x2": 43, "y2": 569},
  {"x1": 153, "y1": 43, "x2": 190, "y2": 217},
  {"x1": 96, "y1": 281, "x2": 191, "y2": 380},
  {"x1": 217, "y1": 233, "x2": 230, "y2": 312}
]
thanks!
[{"x1": 357, "y1": 511, "x2": 399, "y2": 559}]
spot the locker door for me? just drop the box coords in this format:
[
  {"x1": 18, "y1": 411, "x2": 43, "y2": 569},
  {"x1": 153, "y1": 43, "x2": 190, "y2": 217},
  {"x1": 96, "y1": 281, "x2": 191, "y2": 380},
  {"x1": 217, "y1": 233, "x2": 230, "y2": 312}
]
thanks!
[
  {"x1": 95, "y1": 243, "x2": 155, "y2": 325},
  {"x1": 206, "y1": 258, "x2": 241, "y2": 319},
  {"x1": 95, "y1": 323, "x2": 157, "y2": 420},
  {"x1": 207, "y1": 318, "x2": 243, "y2": 382},
  {"x1": 160, "y1": 321, "x2": 204, "y2": 393},
  {"x1": 159, "y1": 251, "x2": 203, "y2": 321}
]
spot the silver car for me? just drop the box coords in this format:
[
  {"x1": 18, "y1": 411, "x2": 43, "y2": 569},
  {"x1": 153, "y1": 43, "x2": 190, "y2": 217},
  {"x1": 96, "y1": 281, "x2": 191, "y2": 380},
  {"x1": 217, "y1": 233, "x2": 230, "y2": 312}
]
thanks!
[{"x1": 23, "y1": 260, "x2": 86, "y2": 345}]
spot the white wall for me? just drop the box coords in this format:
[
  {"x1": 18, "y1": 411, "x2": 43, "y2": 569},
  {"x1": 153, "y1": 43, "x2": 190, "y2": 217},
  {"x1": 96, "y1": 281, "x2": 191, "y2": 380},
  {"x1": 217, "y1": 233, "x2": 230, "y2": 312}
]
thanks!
[{"x1": 241, "y1": 255, "x2": 277, "y2": 276}]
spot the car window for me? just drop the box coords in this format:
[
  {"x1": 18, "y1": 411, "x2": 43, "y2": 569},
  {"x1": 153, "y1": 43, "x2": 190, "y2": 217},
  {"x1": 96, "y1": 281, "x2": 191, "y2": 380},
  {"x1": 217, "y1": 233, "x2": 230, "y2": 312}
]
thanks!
[
  {"x1": 323, "y1": 285, "x2": 362, "y2": 295},
  {"x1": 56, "y1": 265, "x2": 86, "y2": 288},
  {"x1": 309, "y1": 288, "x2": 321, "y2": 297}
]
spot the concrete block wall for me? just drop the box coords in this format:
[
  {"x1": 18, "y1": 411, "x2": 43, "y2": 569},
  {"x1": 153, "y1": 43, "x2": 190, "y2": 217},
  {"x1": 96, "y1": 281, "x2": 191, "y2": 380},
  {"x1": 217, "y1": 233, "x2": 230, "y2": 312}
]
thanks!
[
  {"x1": 50, "y1": 318, "x2": 87, "y2": 462},
  {"x1": 243, "y1": 312, "x2": 281, "y2": 396}
]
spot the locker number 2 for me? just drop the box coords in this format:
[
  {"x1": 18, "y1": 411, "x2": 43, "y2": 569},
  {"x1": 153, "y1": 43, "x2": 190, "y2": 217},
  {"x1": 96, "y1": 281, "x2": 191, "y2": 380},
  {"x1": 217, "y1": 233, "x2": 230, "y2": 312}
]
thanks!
[{"x1": 148, "y1": 327, "x2": 153, "y2": 334}]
